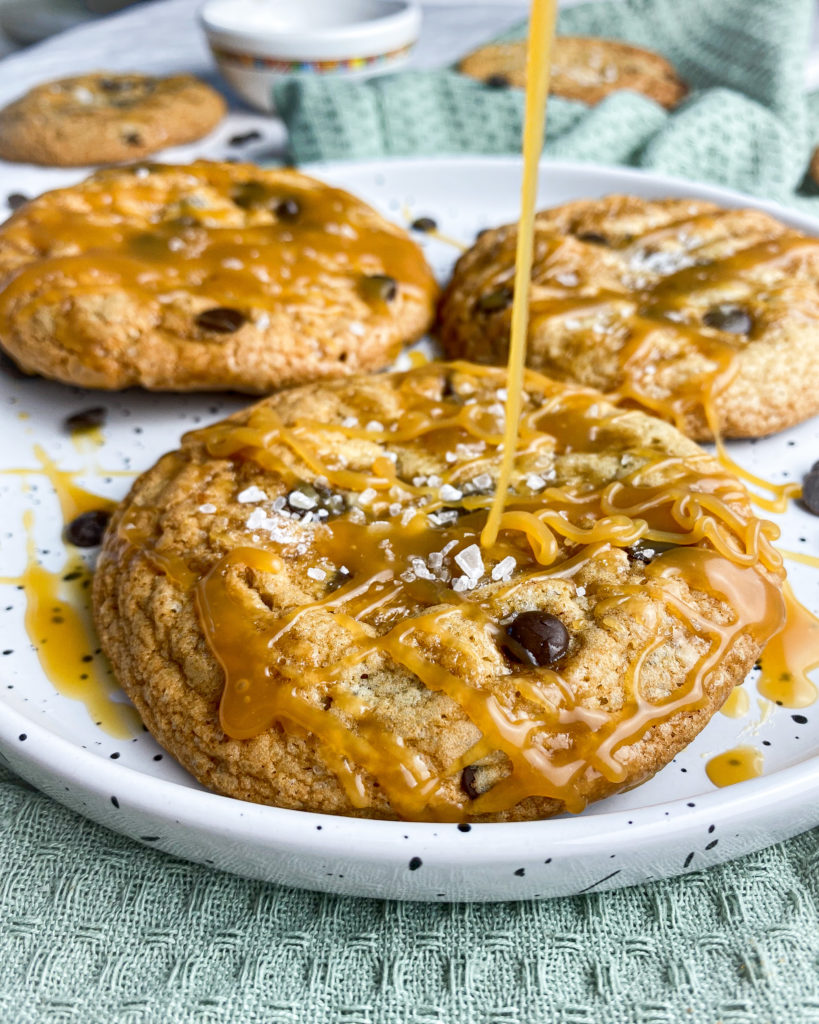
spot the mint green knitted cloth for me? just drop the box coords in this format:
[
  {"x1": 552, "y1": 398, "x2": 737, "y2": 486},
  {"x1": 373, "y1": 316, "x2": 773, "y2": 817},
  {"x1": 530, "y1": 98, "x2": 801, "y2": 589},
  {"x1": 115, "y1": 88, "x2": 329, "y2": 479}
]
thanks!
[
  {"x1": 276, "y1": 0, "x2": 819, "y2": 210},
  {"x1": 3, "y1": 3, "x2": 819, "y2": 1023}
]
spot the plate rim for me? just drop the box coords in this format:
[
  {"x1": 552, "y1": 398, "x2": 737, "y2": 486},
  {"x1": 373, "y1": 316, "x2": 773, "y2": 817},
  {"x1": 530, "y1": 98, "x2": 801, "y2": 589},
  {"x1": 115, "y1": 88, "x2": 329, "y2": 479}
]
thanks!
[{"x1": 2, "y1": 154, "x2": 818, "y2": 875}]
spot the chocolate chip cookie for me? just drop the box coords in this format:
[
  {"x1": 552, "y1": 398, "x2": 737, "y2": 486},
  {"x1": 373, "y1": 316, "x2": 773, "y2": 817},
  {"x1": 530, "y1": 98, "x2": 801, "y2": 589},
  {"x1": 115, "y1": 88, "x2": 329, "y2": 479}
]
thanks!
[
  {"x1": 458, "y1": 36, "x2": 687, "y2": 110},
  {"x1": 0, "y1": 161, "x2": 438, "y2": 392},
  {"x1": 438, "y1": 195, "x2": 819, "y2": 440},
  {"x1": 0, "y1": 72, "x2": 226, "y2": 166},
  {"x1": 93, "y1": 363, "x2": 785, "y2": 822}
]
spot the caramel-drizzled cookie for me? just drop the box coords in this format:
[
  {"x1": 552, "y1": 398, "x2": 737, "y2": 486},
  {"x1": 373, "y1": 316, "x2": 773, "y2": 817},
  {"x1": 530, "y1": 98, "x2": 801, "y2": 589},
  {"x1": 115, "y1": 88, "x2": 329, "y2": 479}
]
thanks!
[
  {"x1": 0, "y1": 161, "x2": 438, "y2": 392},
  {"x1": 93, "y1": 363, "x2": 785, "y2": 822},
  {"x1": 458, "y1": 36, "x2": 687, "y2": 110},
  {"x1": 0, "y1": 72, "x2": 226, "y2": 167},
  {"x1": 438, "y1": 195, "x2": 819, "y2": 440}
]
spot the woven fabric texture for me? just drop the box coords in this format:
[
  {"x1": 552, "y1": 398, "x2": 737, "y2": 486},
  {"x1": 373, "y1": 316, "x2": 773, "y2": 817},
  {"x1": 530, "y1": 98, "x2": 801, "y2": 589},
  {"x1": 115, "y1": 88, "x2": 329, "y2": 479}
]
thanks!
[
  {"x1": 2, "y1": 763, "x2": 819, "y2": 1024},
  {"x1": 4, "y1": 1, "x2": 819, "y2": 1022},
  {"x1": 276, "y1": 0, "x2": 819, "y2": 209}
]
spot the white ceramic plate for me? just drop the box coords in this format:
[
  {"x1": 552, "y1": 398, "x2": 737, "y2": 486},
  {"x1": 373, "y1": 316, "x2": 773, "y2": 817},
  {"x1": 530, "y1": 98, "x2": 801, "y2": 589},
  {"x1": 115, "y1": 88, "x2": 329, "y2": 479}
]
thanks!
[{"x1": 1, "y1": 157, "x2": 818, "y2": 902}]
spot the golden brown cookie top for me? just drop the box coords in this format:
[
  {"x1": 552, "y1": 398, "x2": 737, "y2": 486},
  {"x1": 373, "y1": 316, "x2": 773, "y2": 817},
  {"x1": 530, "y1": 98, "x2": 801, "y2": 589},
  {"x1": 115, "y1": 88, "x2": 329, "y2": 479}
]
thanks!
[
  {"x1": 0, "y1": 72, "x2": 226, "y2": 166},
  {"x1": 97, "y1": 364, "x2": 785, "y2": 821},
  {"x1": 0, "y1": 161, "x2": 438, "y2": 391},
  {"x1": 458, "y1": 36, "x2": 687, "y2": 110},
  {"x1": 439, "y1": 195, "x2": 819, "y2": 440}
]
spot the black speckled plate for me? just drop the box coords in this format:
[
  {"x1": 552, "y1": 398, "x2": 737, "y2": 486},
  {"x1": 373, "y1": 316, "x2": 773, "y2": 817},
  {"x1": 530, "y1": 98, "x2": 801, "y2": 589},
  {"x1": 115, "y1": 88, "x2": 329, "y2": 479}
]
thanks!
[{"x1": 1, "y1": 158, "x2": 818, "y2": 901}]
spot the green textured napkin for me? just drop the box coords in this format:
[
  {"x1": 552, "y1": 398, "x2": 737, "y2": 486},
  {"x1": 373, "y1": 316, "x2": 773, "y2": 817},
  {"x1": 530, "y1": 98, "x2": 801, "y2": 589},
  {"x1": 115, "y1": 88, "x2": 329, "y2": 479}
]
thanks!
[
  {"x1": 276, "y1": 0, "x2": 819, "y2": 209},
  {"x1": 4, "y1": 2, "x2": 819, "y2": 1022}
]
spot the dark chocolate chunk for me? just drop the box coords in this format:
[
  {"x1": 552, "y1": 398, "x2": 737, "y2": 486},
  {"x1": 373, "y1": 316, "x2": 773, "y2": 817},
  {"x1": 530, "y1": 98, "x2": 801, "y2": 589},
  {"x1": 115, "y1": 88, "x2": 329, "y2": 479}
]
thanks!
[
  {"x1": 361, "y1": 274, "x2": 397, "y2": 302},
  {"x1": 504, "y1": 611, "x2": 569, "y2": 667},
  {"x1": 410, "y1": 216, "x2": 437, "y2": 232},
  {"x1": 64, "y1": 510, "x2": 110, "y2": 547},
  {"x1": 228, "y1": 130, "x2": 262, "y2": 146},
  {"x1": 461, "y1": 766, "x2": 482, "y2": 800},
  {"x1": 275, "y1": 198, "x2": 301, "y2": 221},
  {"x1": 195, "y1": 307, "x2": 246, "y2": 333},
  {"x1": 64, "y1": 406, "x2": 107, "y2": 433},
  {"x1": 802, "y1": 469, "x2": 819, "y2": 516},
  {"x1": 625, "y1": 538, "x2": 680, "y2": 564},
  {"x1": 485, "y1": 74, "x2": 510, "y2": 89},
  {"x1": 232, "y1": 181, "x2": 270, "y2": 209},
  {"x1": 7, "y1": 192, "x2": 28, "y2": 211},
  {"x1": 476, "y1": 286, "x2": 513, "y2": 313},
  {"x1": 703, "y1": 304, "x2": 753, "y2": 335}
]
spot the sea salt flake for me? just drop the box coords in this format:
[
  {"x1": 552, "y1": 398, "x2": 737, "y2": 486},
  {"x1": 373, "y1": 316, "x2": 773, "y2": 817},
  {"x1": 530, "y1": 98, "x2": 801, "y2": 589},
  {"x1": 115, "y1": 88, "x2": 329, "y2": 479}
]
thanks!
[
  {"x1": 471, "y1": 473, "x2": 493, "y2": 492},
  {"x1": 288, "y1": 490, "x2": 317, "y2": 510},
  {"x1": 358, "y1": 488, "x2": 377, "y2": 505},
  {"x1": 428, "y1": 552, "x2": 444, "y2": 569},
  {"x1": 341, "y1": 416, "x2": 359, "y2": 428},
  {"x1": 492, "y1": 556, "x2": 517, "y2": 581},
  {"x1": 576, "y1": 585, "x2": 587, "y2": 596},
  {"x1": 555, "y1": 271, "x2": 579, "y2": 287},
  {"x1": 349, "y1": 321, "x2": 365, "y2": 337},
  {"x1": 452, "y1": 576, "x2": 470, "y2": 593},
  {"x1": 366, "y1": 420, "x2": 384, "y2": 432},
  {"x1": 222, "y1": 257, "x2": 244, "y2": 270},
  {"x1": 439, "y1": 483, "x2": 463, "y2": 502},
  {"x1": 525, "y1": 473, "x2": 546, "y2": 492},
  {"x1": 197, "y1": 503, "x2": 216, "y2": 514},
  {"x1": 307, "y1": 567, "x2": 327, "y2": 581},
  {"x1": 255, "y1": 312, "x2": 271, "y2": 330},
  {"x1": 427, "y1": 474, "x2": 442, "y2": 488},
  {"x1": 455, "y1": 544, "x2": 484, "y2": 581},
  {"x1": 237, "y1": 485, "x2": 267, "y2": 503}
]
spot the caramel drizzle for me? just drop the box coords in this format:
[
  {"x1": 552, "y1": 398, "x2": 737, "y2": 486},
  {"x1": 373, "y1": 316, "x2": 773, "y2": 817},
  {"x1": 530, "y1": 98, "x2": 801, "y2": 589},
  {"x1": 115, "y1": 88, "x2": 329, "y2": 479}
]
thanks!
[{"x1": 124, "y1": 362, "x2": 786, "y2": 820}]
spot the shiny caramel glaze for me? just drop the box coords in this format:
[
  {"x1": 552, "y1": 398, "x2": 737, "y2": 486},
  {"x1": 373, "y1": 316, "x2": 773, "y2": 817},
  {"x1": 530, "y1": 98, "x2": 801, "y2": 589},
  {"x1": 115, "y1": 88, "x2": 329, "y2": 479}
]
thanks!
[
  {"x1": 438, "y1": 196, "x2": 819, "y2": 441},
  {"x1": 93, "y1": 363, "x2": 787, "y2": 821},
  {"x1": 0, "y1": 512, "x2": 139, "y2": 738},
  {"x1": 705, "y1": 745, "x2": 764, "y2": 788},
  {"x1": 0, "y1": 161, "x2": 437, "y2": 391}
]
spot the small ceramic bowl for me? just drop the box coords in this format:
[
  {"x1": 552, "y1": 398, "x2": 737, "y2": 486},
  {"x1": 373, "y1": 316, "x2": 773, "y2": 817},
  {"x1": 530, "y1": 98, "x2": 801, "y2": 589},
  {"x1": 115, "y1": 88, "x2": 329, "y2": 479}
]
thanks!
[{"x1": 200, "y1": 0, "x2": 421, "y2": 113}]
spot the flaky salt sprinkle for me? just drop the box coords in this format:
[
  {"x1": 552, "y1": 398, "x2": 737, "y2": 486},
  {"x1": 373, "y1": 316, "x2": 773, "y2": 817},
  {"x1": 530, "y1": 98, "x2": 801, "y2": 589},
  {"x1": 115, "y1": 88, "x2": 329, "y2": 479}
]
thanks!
[
  {"x1": 349, "y1": 321, "x2": 366, "y2": 337},
  {"x1": 491, "y1": 556, "x2": 516, "y2": 582},
  {"x1": 455, "y1": 544, "x2": 484, "y2": 581},
  {"x1": 471, "y1": 473, "x2": 493, "y2": 492},
  {"x1": 306, "y1": 567, "x2": 327, "y2": 581},
  {"x1": 439, "y1": 483, "x2": 463, "y2": 502},
  {"x1": 341, "y1": 416, "x2": 359, "y2": 428},
  {"x1": 525, "y1": 473, "x2": 546, "y2": 492},
  {"x1": 198, "y1": 503, "x2": 216, "y2": 514},
  {"x1": 358, "y1": 487, "x2": 377, "y2": 505},
  {"x1": 365, "y1": 420, "x2": 384, "y2": 432},
  {"x1": 237, "y1": 485, "x2": 267, "y2": 503},
  {"x1": 288, "y1": 490, "x2": 317, "y2": 510}
]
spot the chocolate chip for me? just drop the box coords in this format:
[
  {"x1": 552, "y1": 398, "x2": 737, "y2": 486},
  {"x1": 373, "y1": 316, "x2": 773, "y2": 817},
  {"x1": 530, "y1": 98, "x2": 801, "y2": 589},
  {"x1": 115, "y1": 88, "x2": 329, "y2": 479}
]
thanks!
[
  {"x1": 195, "y1": 307, "x2": 246, "y2": 333},
  {"x1": 228, "y1": 130, "x2": 262, "y2": 146},
  {"x1": 7, "y1": 192, "x2": 27, "y2": 210},
  {"x1": 625, "y1": 538, "x2": 679, "y2": 564},
  {"x1": 64, "y1": 406, "x2": 107, "y2": 433},
  {"x1": 476, "y1": 286, "x2": 513, "y2": 313},
  {"x1": 703, "y1": 304, "x2": 753, "y2": 335},
  {"x1": 64, "y1": 510, "x2": 110, "y2": 547},
  {"x1": 576, "y1": 231, "x2": 609, "y2": 246},
  {"x1": 503, "y1": 611, "x2": 569, "y2": 667},
  {"x1": 802, "y1": 469, "x2": 819, "y2": 516},
  {"x1": 410, "y1": 216, "x2": 437, "y2": 232},
  {"x1": 232, "y1": 181, "x2": 270, "y2": 209},
  {"x1": 360, "y1": 274, "x2": 397, "y2": 302},
  {"x1": 461, "y1": 765, "x2": 483, "y2": 800},
  {"x1": 485, "y1": 74, "x2": 510, "y2": 89},
  {"x1": 275, "y1": 198, "x2": 300, "y2": 221}
]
